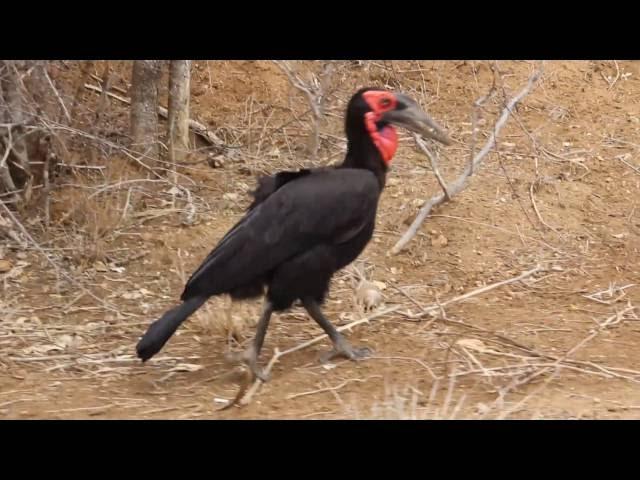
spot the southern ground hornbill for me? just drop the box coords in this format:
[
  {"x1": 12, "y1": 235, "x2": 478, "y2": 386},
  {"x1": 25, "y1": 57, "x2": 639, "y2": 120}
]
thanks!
[{"x1": 136, "y1": 87, "x2": 450, "y2": 381}]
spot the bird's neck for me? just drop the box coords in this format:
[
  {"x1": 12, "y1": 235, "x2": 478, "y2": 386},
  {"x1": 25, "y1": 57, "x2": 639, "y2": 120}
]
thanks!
[{"x1": 341, "y1": 134, "x2": 389, "y2": 190}]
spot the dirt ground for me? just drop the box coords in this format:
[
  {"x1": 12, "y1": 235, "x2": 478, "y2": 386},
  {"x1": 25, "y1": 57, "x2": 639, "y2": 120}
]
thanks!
[{"x1": 1, "y1": 60, "x2": 640, "y2": 419}]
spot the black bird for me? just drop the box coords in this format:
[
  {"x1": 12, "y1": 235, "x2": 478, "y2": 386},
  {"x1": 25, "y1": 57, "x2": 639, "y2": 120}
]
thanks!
[{"x1": 136, "y1": 88, "x2": 450, "y2": 381}]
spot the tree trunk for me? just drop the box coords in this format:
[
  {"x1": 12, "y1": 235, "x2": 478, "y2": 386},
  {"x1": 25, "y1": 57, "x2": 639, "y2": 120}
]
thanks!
[
  {"x1": 167, "y1": 60, "x2": 191, "y2": 163},
  {"x1": 130, "y1": 60, "x2": 162, "y2": 163},
  {"x1": 1, "y1": 61, "x2": 32, "y2": 200},
  {"x1": 0, "y1": 62, "x2": 58, "y2": 208}
]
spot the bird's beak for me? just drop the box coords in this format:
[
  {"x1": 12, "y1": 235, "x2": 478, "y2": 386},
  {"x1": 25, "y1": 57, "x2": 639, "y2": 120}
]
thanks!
[{"x1": 382, "y1": 93, "x2": 451, "y2": 145}]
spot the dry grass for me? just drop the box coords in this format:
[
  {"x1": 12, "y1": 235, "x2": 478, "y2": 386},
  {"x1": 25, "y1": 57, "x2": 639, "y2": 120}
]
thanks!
[{"x1": 2, "y1": 60, "x2": 640, "y2": 419}]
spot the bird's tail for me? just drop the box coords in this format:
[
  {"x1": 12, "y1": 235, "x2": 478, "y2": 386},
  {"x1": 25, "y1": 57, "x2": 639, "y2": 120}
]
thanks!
[{"x1": 136, "y1": 295, "x2": 208, "y2": 362}]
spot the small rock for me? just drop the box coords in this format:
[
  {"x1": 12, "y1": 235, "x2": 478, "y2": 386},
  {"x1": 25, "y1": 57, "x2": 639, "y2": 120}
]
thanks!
[
  {"x1": 431, "y1": 234, "x2": 448, "y2": 248},
  {"x1": 94, "y1": 261, "x2": 108, "y2": 272}
]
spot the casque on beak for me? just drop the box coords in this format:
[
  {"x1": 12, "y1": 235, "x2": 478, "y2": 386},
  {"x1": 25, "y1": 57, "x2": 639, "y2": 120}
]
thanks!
[{"x1": 382, "y1": 93, "x2": 451, "y2": 145}]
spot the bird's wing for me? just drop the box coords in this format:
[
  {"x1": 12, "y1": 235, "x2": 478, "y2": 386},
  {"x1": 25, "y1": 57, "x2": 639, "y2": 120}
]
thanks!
[
  {"x1": 181, "y1": 169, "x2": 380, "y2": 300},
  {"x1": 248, "y1": 168, "x2": 313, "y2": 210}
]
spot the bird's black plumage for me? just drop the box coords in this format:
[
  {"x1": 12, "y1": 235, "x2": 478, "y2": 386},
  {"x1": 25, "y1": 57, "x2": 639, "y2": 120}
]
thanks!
[
  {"x1": 182, "y1": 168, "x2": 379, "y2": 306},
  {"x1": 136, "y1": 87, "x2": 450, "y2": 377}
]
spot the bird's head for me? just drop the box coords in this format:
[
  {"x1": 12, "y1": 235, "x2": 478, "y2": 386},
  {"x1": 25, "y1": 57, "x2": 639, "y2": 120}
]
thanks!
[{"x1": 346, "y1": 87, "x2": 451, "y2": 165}]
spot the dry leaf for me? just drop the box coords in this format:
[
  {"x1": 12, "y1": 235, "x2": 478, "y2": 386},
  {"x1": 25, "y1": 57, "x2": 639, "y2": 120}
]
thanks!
[
  {"x1": 0, "y1": 259, "x2": 12, "y2": 273},
  {"x1": 94, "y1": 261, "x2": 108, "y2": 272},
  {"x1": 456, "y1": 338, "x2": 490, "y2": 353}
]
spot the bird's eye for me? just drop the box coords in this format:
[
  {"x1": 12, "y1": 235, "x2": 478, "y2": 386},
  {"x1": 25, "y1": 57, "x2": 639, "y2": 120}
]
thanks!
[{"x1": 379, "y1": 98, "x2": 392, "y2": 108}]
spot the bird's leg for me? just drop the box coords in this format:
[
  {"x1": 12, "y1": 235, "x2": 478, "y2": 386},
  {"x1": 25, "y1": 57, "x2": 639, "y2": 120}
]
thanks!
[
  {"x1": 302, "y1": 298, "x2": 372, "y2": 364},
  {"x1": 225, "y1": 297, "x2": 235, "y2": 347},
  {"x1": 225, "y1": 301, "x2": 273, "y2": 382}
]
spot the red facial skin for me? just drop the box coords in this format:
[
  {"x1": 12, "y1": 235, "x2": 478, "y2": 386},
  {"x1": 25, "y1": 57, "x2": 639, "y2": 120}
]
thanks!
[{"x1": 362, "y1": 90, "x2": 399, "y2": 165}]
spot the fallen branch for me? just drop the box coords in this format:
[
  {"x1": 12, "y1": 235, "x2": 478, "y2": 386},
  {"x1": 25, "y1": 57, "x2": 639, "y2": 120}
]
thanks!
[
  {"x1": 390, "y1": 63, "x2": 544, "y2": 255},
  {"x1": 492, "y1": 304, "x2": 638, "y2": 418},
  {"x1": 409, "y1": 264, "x2": 544, "y2": 319},
  {"x1": 529, "y1": 180, "x2": 560, "y2": 232},
  {"x1": 84, "y1": 83, "x2": 226, "y2": 148},
  {"x1": 287, "y1": 375, "x2": 383, "y2": 400},
  {"x1": 615, "y1": 154, "x2": 640, "y2": 176}
]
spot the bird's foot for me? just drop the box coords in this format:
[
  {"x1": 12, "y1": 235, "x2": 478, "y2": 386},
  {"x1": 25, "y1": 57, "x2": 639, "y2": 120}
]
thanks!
[
  {"x1": 320, "y1": 335, "x2": 372, "y2": 364},
  {"x1": 225, "y1": 345, "x2": 270, "y2": 383}
]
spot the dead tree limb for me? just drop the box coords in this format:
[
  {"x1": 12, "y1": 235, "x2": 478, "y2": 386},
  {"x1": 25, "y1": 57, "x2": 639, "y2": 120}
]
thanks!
[
  {"x1": 84, "y1": 83, "x2": 225, "y2": 148},
  {"x1": 390, "y1": 63, "x2": 544, "y2": 255},
  {"x1": 274, "y1": 61, "x2": 332, "y2": 161},
  {"x1": 43, "y1": 68, "x2": 71, "y2": 124}
]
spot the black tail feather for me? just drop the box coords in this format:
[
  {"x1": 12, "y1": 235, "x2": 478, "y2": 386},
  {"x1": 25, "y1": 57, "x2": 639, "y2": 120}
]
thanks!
[{"x1": 136, "y1": 296, "x2": 208, "y2": 361}]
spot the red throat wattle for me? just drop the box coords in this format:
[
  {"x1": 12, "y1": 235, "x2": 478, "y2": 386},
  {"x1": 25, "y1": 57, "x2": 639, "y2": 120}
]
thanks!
[
  {"x1": 364, "y1": 112, "x2": 398, "y2": 165},
  {"x1": 362, "y1": 90, "x2": 399, "y2": 165}
]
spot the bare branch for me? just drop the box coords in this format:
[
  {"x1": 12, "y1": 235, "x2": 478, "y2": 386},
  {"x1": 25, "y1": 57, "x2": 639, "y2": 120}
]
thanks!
[
  {"x1": 42, "y1": 68, "x2": 71, "y2": 123},
  {"x1": 414, "y1": 133, "x2": 450, "y2": 200},
  {"x1": 409, "y1": 264, "x2": 544, "y2": 320},
  {"x1": 84, "y1": 83, "x2": 225, "y2": 148},
  {"x1": 273, "y1": 61, "x2": 331, "y2": 161},
  {"x1": 390, "y1": 63, "x2": 544, "y2": 255}
]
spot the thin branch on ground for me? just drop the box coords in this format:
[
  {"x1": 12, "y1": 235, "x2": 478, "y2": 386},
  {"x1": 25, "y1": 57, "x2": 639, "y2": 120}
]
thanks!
[
  {"x1": 287, "y1": 375, "x2": 383, "y2": 400},
  {"x1": 409, "y1": 264, "x2": 544, "y2": 319}
]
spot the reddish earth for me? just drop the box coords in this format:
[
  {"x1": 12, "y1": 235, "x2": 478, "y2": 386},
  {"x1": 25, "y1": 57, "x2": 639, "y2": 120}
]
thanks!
[{"x1": 1, "y1": 60, "x2": 639, "y2": 419}]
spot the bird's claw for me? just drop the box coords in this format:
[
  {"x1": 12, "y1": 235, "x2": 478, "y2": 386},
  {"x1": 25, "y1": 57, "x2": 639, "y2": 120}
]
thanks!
[
  {"x1": 225, "y1": 346, "x2": 270, "y2": 383},
  {"x1": 320, "y1": 337, "x2": 372, "y2": 364}
]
